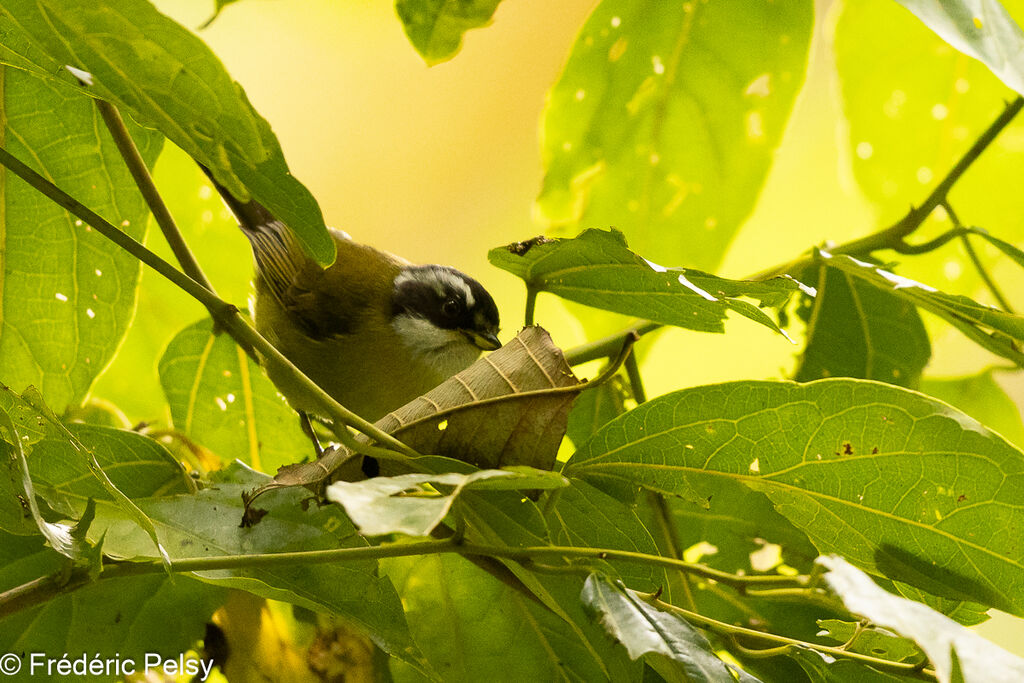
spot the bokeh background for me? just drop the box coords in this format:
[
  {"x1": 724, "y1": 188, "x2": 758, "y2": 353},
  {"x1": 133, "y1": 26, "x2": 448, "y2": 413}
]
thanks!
[{"x1": 90, "y1": 0, "x2": 1024, "y2": 653}]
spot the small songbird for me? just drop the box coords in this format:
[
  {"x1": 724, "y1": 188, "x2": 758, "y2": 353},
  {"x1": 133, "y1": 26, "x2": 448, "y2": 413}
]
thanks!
[{"x1": 209, "y1": 177, "x2": 501, "y2": 424}]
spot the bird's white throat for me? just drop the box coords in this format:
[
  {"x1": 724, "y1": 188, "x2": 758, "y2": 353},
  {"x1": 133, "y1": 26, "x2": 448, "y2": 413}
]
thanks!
[{"x1": 391, "y1": 314, "x2": 481, "y2": 379}]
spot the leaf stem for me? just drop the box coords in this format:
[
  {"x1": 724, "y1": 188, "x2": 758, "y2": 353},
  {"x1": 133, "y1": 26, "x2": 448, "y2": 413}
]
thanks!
[
  {"x1": 524, "y1": 286, "x2": 539, "y2": 327},
  {"x1": 0, "y1": 144, "x2": 417, "y2": 460},
  {"x1": 961, "y1": 233, "x2": 1015, "y2": 313},
  {"x1": 565, "y1": 321, "x2": 661, "y2": 366},
  {"x1": 624, "y1": 352, "x2": 647, "y2": 404}
]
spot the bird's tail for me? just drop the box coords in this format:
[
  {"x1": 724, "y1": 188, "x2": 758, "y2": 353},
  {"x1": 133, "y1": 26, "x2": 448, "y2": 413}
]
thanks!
[{"x1": 201, "y1": 166, "x2": 309, "y2": 305}]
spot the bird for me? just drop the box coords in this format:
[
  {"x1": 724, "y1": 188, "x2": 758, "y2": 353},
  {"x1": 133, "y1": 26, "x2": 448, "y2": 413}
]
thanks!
[{"x1": 206, "y1": 173, "x2": 502, "y2": 428}]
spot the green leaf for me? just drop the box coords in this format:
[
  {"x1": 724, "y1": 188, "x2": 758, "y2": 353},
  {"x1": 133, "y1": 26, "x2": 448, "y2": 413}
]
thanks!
[
  {"x1": 878, "y1": 576, "x2": 991, "y2": 627},
  {"x1": 970, "y1": 227, "x2": 1024, "y2": 270},
  {"x1": 0, "y1": 66, "x2": 162, "y2": 412},
  {"x1": 0, "y1": 406, "x2": 86, "y2": 559},
  {"x1": 892, "y1": 0, "x2": 1024, "y2": 95},
  {"x1": 547, "y1": 480, "x2": 669, "y2": 592},
  {"x1": 489, "y1": 230, "x2": 801, "y2": 335},
  {"x1": 158, "y1": 317, "x2": 307, "y2": 473},
  {"x1": 565, "y1": 379, "x2": 1024, "y2": 616},
  {"x1": 819, "y1": 555, "x2": 1024, "y2": 683},
  {"x1": 796, "y1": 264, "x2": 931, "y2": 388},
  {"x1": 664, "y1": 476, "x2": 819, "y2": 577},
  {"x1": 0, "y1": 0, "x2": 334, "y2": 263},
  {"x1": 3, "y1": 386, "x2": 176, "y2": 564},
  {"x1": 29, "y1": 425, "x2": 192, "y2": 516},
  {"x1": 816, "y1": 619, "x2": 925, "y2": 664},
  {"x1": 785, "y1": 647, "x2": 910, "y2": 682},
  {"x1": 537, "y1": 0, "x2": 813, "y2": 271},
  {"x1": 818, "y1": 251, "x2": 1024, "y2": 365},
  {"x1": 458, "y1": 491, "x2": 641, "y2": 681},
  {"x1": 580, "y1": 574, "x2": 742, "y2": 683},
  {"x1": 921, "y1": 368, "x2": 1024, "y2": 448},
  {"x1": 0, "y1": 530, "x2": 225, "y2": 675},
  {"x1": 395, "y1": 0, "x2": 503, "y2": 65},
  {"x1": 383, "y1": 551, "x2": 613, "y2": 682},
  {"x1": 72, "y1": 463, "x2": 422, "y2": 667},
  {"x1": 325, "y1": 467, "x2": 568, "y2": 537}
]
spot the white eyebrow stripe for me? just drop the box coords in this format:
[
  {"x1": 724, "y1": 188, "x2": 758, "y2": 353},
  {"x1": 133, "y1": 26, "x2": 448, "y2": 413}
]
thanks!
[{"x1": 397, "y1": 267, "x2": 475, "y2": 307}]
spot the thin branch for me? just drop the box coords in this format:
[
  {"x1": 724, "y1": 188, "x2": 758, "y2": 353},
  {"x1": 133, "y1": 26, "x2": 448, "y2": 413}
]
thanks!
[
  {"x1": 0, "y1": 145, "x2": 418, "y2": 460},
  {"x1": 641, "y1": 593, "x2": 938, "y2": 680},
  {"x1": 753, "y1": 96, "x2": 1024, "y2": 280},
  {"x1": 0, "y1": 538, "x2": 808, "y2": 620},
  {"x1": 95, "y1": 100, "x2": 216, "y2": 295},
  {"x1": 941, "y1": 200, "x2": 1015, "y2": 312},
  {"x1": 892, "y1": 226, "x2": 969, "y2": 255},
  {"x1": 961, "y1": 233, "x2": 1015, "y2": 313},
  {"x1": 837, "y1": 96, "x2": 1023, "y2": 256}
]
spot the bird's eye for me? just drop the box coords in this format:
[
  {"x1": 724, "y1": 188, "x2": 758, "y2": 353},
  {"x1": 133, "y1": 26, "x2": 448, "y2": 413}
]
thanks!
[{"x1": 442, "y1": 299, "x2": 460, "y2": 318}]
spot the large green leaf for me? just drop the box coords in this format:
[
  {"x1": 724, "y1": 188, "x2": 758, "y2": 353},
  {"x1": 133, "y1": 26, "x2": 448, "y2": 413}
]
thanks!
[
  {"x1": 0, "y1": 530, "x2": 225, "y2": 677},
  {"x1": 383, "y1": 551, "x2": 612, "y2": 682},
  {"x1": 0, "y1": 0, "x2": 333, "y2": 263},
  {"x1": 536, "y1": 0, "x2": 813, "y2": 271},
  {"x1": 547, "y1": 480, "x2": 669, "y2": 592},
  {"x1": 29, "y1": 424, "x2": 192, "y2": 516},
  {"x1": 3, "y1": 388, "x2": 175, "y2": 564},
  {"x1": 395, "y1": 0, "x2": 503, "y2": 65},
  {"x1": 458, "y1": 491, "x2": 641, "y2": 681},
  {"x1": 48, "y1": 463, "x2": 422, "y2": 667},
  {"x1": 489, "y1": 230, "x2": 800, "y2": 335},
  {"x1": 565, "y1": 379, "x2": 1024, "y2": 616},
  {"x1": 820, "y1": 555, "x2": 1024, "y2": 683},
  {"x1": 796, "y1": 264, "x2": 931, "y2": 388},
  {"x1": 158, "y1": 317, "x2": 307, "y2": 474},
  {"x1": 893, "y1": 0, "x2": 1024, "y2": 96},
  {"x1": 0, "y1": 66, "x2": 162, "y2": 411},
  {"x1": 818, "y1": 251, "x2": 1024, "y2": 365}
]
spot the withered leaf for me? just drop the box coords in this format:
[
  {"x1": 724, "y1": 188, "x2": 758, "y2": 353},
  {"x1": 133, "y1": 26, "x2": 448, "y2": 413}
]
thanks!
[{"x1": 244, "y1": 326, "x2": 584, "y2": 510}]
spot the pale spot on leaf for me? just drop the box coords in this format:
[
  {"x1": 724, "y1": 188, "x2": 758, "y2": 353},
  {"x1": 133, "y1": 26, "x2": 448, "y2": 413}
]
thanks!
[
  {"x1": 683, "y1": 541, "x2": 718, "y2": 563},
  {"x1": 750, "y1": 541, "x2": 782, "y2": 572},
  {"x1": 745, "y1": 110, "x2": 765, "y2": 142},
  {"x1": 744, "y1": 73, "x2": 772, "y2": 97},
  {"x1": 608, "y1": 37, "x2": 628, "y2": 62}
]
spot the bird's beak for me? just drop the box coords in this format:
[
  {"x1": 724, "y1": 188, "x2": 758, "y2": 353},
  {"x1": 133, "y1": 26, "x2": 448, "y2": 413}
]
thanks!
[{"x1": 464, "y1": 330, "x2": 502, "y2": 351}]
